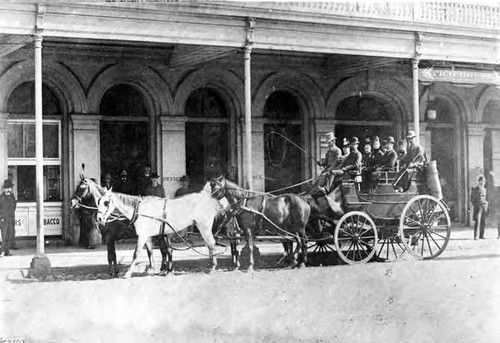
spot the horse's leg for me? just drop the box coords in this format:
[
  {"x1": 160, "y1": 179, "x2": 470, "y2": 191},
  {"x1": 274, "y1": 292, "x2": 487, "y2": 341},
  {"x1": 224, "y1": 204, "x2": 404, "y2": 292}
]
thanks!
[
  {"x1": 197, "y1": 221, "x2": 217, "y2": 273},
  {"x1": 106, "y1": 226, "x2": 118, "y2": 277},
  {"x1": 230, "y1": 239, "x2": 240, "y2": 270},
  {"x1": 246, "y1": 228, "x2": 254, "y2": 273},
  {"x1": 278, "y1": 241, "x2": 293, "y2": 267},
  {"x1": 158, "y1": 235, "x2": 169, "y2": 275},
  {"x1": 164, "y1": 235, "x2": 173, "y2": 274},
  {"x1": 144, "y1": 237, "x2": 155, "y2": 274},
  {"x1": 298, "y1": 231, "x2": 308, "y2": 269},
  {"x1": 124, "y1": 235, "x2": 147, "y2": 279}
]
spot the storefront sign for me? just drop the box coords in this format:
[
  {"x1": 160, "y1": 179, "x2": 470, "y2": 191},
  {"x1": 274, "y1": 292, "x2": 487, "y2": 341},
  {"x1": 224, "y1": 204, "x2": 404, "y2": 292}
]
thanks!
[
  {"x1": 419, "y1": 67, "x2": 500, "y2": 86},
  {"x1": 14, "y1": 206, "x2": 63, "y2": 237}
]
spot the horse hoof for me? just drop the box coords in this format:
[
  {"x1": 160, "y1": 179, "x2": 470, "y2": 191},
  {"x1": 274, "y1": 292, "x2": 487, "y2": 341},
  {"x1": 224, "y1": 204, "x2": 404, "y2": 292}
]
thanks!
[{"x1": 246, "y1": 266, "x2": 254, "y2": 273}]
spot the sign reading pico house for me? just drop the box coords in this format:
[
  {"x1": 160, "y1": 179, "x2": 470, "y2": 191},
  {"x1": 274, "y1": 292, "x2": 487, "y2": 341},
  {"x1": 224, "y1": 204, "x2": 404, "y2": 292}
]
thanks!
[
  {"x1": 14, "y1": 204, "x2": 62, "y2": 237},
  {"x1": 419, "y1": 67, "x2": 500, "y2": 86}
]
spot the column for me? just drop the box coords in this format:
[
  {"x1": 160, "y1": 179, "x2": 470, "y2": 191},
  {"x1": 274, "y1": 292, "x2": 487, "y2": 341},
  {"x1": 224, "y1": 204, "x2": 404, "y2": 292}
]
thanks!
[
  {"x1": 251, "y1": 118, "x2": 265, "y2": 192},
  {"x1": 159, "y1": 116, "x2": 187, "y2": 198},
  {"x1": 0, "y1": 113, "x2": 9, "y2": 184},
  {"x1": 244, "y1": 45, "x2": 253, "y2": 190},
  {"x1": 412, "y1": 58, "x2": 420, "y2": 145}
]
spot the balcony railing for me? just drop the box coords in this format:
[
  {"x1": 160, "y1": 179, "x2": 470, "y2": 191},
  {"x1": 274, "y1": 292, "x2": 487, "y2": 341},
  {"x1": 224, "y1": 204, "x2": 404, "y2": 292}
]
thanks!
[{"x1": 238, "y1": 2, "x2": 500, "y2": 29}]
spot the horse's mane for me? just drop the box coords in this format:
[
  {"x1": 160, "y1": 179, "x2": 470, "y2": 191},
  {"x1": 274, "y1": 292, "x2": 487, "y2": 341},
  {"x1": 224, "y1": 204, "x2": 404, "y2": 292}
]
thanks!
[
  {"x1": 223, "y1": 178, "x2": 251, "y2": 199},
  {"x1": 113, "y1": 192, "x2": 142, "y2": 207}
]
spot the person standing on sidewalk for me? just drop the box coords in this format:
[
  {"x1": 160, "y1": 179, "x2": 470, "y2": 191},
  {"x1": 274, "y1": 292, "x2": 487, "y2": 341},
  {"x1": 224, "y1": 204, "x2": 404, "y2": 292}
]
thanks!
[
  {"x1": 471, "y1": 175, "x2": 488, "y2": 240},
  {"x1": 0, "y1": 179, "x2": 17, "y2": 256}
]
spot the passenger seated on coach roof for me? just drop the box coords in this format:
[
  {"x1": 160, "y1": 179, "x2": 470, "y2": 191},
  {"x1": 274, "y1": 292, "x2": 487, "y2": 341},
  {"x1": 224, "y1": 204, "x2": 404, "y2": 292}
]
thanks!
[
  {"x1": 379, "y1": 136, "x2": 398, "y2": 170},
  {"x1": 394, "y1": 130, "x2": 427, "y2": 191},
  {"x1": 321, "y1": 137, "x2": 362, "y2": 193},
  {"x1": 361, "y1": 137, "x2": 373, "y2": 169},
  {"x1": 369, "y1": 135, "x2": 385, "y2": 168}
]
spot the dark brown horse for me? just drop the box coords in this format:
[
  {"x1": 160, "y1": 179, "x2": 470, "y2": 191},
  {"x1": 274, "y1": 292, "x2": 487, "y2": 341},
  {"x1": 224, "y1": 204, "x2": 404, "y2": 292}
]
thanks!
[
  {"x1": 70, "y1": 177, "x2": 172, "y2": 277},
  {"x1": 210, "y1": 175, "x2": 311, "y2": 272}
]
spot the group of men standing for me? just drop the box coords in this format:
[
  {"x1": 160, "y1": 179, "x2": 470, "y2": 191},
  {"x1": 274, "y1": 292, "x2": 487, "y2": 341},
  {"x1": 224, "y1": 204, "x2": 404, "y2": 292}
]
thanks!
[{"x1": 317, "y1": 130, "x2": 425, "y2": 194}]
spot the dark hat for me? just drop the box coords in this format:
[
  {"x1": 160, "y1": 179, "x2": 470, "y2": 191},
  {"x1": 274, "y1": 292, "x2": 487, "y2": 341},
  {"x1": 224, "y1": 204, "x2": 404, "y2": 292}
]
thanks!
[
  {"x1": 373, "y1": 136, "x2": 380, "y2": 142},
  {"x1": 383, "y1": 136, "x2": 396, "y2": 145},
  {"x1": 349, "y1": 137, "x2": 360, "y2": 145},
  {"x1": 324, "y1": 132, "x2": 336, "y2": 142},
  {"x1": 364, "y1": 137, "x2": 371, "y2": 144},
  {"x1": 342, "y1": 138, "x2": 349, "y2": 147},
  {"x1": 477, "y1": 175, "x2": 486, "y2": 183},
  {"x1": 407, "y1": 130, "x2": 417, "y2": 139},
  {"x1": 180, "y1": 175, "x2": 190, "y2": 183},
  {"x1": 150, "y1": 172, "x2": 160, "y2": 179},
  {"x1": 3, "y1": 179, "x2": 13, "y2": 188}
]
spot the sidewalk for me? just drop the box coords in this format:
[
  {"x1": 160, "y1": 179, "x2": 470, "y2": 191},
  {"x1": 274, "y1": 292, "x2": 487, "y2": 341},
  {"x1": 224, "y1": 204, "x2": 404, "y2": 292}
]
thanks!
[{"x1": 0, "y1": 222, "x2": 498, "y2": 282}]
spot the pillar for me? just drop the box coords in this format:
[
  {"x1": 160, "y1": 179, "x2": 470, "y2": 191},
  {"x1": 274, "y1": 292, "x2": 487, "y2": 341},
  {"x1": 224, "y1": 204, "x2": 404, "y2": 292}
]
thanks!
[
  {"x1": 0, "y1": 113, "x2": 9, "y2": 183},
  {"x1": 412, "y1": 58, "x2": 420, "y2": 145},
  {"x1": 467, "y1": 124, "x2": 486, "y2": 224},
  {"x1": 159, "y1": 116, "x2": 187, "y2": 198},
  {"x1": 250, "y1": 118, "x2": 265, "y2": 192},
  {"x1": 244, "y1": 45, "x2": 253, "y2": 190}
]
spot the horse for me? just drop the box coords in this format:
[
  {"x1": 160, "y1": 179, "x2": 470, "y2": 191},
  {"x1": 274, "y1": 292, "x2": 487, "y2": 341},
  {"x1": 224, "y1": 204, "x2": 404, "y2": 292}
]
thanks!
[
  {"x1": 210, "y1": 175, "x2": 311, "y2": 272},
  {"x1": 71, "y1": 177, "x2": 172, "y2": 277},
  {"x1": 96, "y1": 186, "x2": 223, "y2": 278}
]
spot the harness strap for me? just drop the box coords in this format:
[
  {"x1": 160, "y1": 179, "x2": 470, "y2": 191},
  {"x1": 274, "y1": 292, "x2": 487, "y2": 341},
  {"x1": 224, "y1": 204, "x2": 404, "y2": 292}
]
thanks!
[{"x1": 130, "y1": 200, "x2": 141, "y2": 225}]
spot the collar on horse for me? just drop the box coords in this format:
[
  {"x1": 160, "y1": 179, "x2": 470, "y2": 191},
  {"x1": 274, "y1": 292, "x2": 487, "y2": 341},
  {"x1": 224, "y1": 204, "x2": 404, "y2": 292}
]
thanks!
[{"x1": 129, "y1": 199, "x2": 142, "y2": 225}]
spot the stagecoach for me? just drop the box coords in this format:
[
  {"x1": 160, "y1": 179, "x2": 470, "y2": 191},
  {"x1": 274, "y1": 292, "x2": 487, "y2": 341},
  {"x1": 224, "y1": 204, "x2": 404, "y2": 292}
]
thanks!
[{"x1": 307, "y1": 161, "x2": 451, "y2": 265}]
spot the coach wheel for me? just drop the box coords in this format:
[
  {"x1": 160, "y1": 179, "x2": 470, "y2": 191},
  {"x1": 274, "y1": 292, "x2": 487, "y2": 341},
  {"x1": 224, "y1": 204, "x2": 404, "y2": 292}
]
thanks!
[
  {"x1": 399, "y1": 195, "x2": 451, "y2": 260},
  {"x1": 334, "y1": 211, "x2": 378, "y2": 265},
  {"x1": 375, "y1": 235, "x2": 407, "y2": 262},
  {"x1": 307, "y1": 217, "x2": 335, "y2": 254}
]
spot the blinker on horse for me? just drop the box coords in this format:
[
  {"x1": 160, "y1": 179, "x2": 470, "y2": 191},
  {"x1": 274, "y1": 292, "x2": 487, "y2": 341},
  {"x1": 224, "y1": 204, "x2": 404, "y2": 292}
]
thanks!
[{"x1": 96, "y1": 185, "x2": 222, "y2": 278}]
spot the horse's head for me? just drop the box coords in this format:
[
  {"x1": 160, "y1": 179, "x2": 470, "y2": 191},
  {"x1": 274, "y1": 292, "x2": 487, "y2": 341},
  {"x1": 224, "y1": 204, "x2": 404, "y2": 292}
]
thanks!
[
  {"x1": 96, "y1": 188, "x2": 116, "y2": 226},
  {"x1": 209, "y1": 175, "x2": 226, "y2": 200},
  {"x1": 71, "y1": 177, "x2": 91, "y2": 208}
]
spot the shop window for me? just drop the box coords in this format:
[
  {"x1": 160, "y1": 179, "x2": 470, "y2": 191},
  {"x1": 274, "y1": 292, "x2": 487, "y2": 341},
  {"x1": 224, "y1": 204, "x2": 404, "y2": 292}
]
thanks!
[{"x1": 7, "y1": 120, "x2": 61, "y2": 202}]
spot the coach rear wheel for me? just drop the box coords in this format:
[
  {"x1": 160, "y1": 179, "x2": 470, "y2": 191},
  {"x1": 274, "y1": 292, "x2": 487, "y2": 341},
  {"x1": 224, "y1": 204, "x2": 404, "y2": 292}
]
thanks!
[
  {"x1": 334, "y1": 211, "x2": 378, "y2": 264},
  {"x1": 375, "y1": 235, "x2": 407, "y2": 262},
  {"x1": 399, "y1": 195, "x2": 451, "y2": 260}
]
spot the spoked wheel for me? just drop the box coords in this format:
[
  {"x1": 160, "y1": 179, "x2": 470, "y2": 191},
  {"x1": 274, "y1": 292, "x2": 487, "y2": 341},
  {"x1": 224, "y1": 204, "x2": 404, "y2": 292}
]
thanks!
[
  {"x1": 334, "y1": 211, "x2": 378, "y2": 264},
  {"x1": 307, "y1": 218, "x2": 335, "y2": 254},
  {"x1": 375, "y1": 235, "x2": 407, "y2": 262},
  {"x1": 399, "y1": 195, "x2": 451, "y2": 260}
]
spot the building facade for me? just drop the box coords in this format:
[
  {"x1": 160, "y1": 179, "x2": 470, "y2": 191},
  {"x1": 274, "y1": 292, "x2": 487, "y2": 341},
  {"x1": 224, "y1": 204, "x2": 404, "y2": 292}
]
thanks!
[{"x1": 0, "y1": 2, "x2": 499, "y2": 243}]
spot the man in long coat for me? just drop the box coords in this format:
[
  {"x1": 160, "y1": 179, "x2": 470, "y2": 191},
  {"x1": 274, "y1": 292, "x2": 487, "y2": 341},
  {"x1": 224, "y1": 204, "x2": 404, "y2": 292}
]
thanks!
[
  {"x1": 317, "y1": 132, "x2": 342, "y2": 192},
  {"x1": 0, "y1": 179, "x2": 16, "y2": 256}
]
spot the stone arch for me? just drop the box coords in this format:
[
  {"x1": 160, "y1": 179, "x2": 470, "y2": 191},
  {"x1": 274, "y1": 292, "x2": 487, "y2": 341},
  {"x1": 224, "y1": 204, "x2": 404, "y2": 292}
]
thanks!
[
  {"x1": 173, "y1": 67, "x2": 244, "y2": 118},
  {"x1": 326, "y1": 73, "x2": 411, "y2": 121},
  {"x1": 476, "y1": 85, "x2": 500, "y2": 123},
  {"x1": 87, "y1": 63, "x2": 173, "y2": 116},
  {"x1": 419, "y1": 83, "x2": 475, "y2": 124},
  {"x1": 253, "y1": 71, "x2": 324, "y2": 119},
  {"x1": 0, "y1": 60, "x2": 86, "y2": 114}
]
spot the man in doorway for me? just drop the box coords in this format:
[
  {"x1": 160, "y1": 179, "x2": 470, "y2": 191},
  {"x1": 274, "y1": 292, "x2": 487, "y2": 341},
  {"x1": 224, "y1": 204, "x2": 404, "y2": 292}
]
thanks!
[
  {"x1": 175, "y1": 175, "x2": 192, "y2": 197},
  {"x1": 0, "y1": 179, "x2": 16, "y2": 256},
  {"x1": 114, "y1": 168, "x2": 134, "y2": 195},
  {"x1": 136, "y1": 163, "x2": 152, "y2": 196},
  {"x1": 145, "y1": 172, "x2": 165, "y2": 198}
]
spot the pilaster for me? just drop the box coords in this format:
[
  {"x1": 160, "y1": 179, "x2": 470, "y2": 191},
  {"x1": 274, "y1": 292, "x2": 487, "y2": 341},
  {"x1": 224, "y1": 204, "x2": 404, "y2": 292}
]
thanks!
[
  {"x1": 0, "y1": 113, "x2": 9, "y2": 185},
  {"x1": 250, "y1": 117, "x2": 265, "y2": 192},
  {"x1": 159, "y1": 116, "x2": 187, "y2": 198},
  {"x1": 467, "y1": 124, "x2": 486, "y2": 186}
]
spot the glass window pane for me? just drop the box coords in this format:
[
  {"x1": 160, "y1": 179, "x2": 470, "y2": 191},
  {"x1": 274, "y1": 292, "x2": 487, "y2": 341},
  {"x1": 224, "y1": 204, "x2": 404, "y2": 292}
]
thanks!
[
  {"x1": 44, "y1": 165, "x2": 61, "y2": 201},
  {"x1": 7, "y1": 123, "x2": 23, "y2": 157},
  {"x1": 43, "y1": 124, "x2": 59, "y2": 158},
  {"x1": 24, "y1": 123, "x2": 36, "y2": 158},
  {"x1": 12, "y1": 165, "x2": 36, "y2": 202}
]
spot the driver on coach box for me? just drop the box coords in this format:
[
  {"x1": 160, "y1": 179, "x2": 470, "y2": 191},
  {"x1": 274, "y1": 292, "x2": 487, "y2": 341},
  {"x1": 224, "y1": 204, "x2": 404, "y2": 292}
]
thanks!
[{"x1": 316, "y1": 132, "x2": 342, "y2": 193}]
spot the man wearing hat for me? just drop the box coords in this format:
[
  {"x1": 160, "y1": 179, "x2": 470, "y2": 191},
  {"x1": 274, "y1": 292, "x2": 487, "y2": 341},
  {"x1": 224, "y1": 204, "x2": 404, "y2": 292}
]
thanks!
[
  {"x1": 0, "y1": 179, "x2": 17, "y2": 256},
  {"x1": 136, "y1": 163, "x2": 152, "y2": 196},
  {"x1": 322, "y1": 137, "x2": 362, "y2": 192},
  {"x1": 145, "y1": 172, "x2": 165, "y2": 198},
  {"x1": 369, "y1": 136, "x2": 385, "y2": 168},
  {"x1": 395, "y1": 130, "x2": 427, "y2": 191},
  {"x1": 317, "y1": 132, "x2": 342, "y2": 192},
  {"x1": 471, "y1": 175, "x2": 488, "y2": 240},
  {"x1": 175, "y1": 175, "x2": 192, "y2": 197},
  {"x1": 380, "y1": 136, "x2": 398, "y2": 170},
  {"x1": 114, "y1": 168, "x2": 134, "y2": 195}
]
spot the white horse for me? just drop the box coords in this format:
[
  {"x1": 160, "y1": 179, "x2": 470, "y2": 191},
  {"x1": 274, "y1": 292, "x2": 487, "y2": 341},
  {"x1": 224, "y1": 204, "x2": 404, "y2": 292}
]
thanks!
[{"x1": 96, "y1": 184, "x2": 222, "y2": 278}]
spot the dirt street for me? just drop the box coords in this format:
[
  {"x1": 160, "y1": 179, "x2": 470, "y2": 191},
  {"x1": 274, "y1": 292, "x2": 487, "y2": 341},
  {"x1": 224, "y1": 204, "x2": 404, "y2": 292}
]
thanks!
[{"x1": 0, "y1": 226, "x2": 499, "y2": 343}]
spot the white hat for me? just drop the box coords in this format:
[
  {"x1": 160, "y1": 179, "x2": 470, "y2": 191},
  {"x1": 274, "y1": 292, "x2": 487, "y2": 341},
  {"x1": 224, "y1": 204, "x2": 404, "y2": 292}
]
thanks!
[{"x1": 324, "y1": 132, "x2": 336, "y2": 142}]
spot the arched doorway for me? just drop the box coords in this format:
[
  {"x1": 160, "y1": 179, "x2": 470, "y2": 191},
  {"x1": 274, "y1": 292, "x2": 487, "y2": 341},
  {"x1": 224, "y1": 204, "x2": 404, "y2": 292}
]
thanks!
[
  {"x1": 425, "y1": 95, "x2": 465, "y2": 222},
  {"x1": 263, "y1": 91, "x2": 303, "y2": 193},
  {"x1": 6, "y1": 81, "x2": 63, "y2": 236},
  {"x1": 185, "y1": 88, "x2": 230, "y2": 188},
  {"x1": 334, "y1": 94, "x2": 398, "y2": 145},
  {"x1": 99, "y1": 84, "x2": 150, "y2": 183},
  {"x1": 483, "y1": 99, "x2": 500, "y2": 177}
]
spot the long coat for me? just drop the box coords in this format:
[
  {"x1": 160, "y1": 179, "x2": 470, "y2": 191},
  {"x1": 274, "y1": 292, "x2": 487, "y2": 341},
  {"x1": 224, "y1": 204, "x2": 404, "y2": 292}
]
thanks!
[{"x1": 0, "y1": 191, "x2": 17, "y2": 249}]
